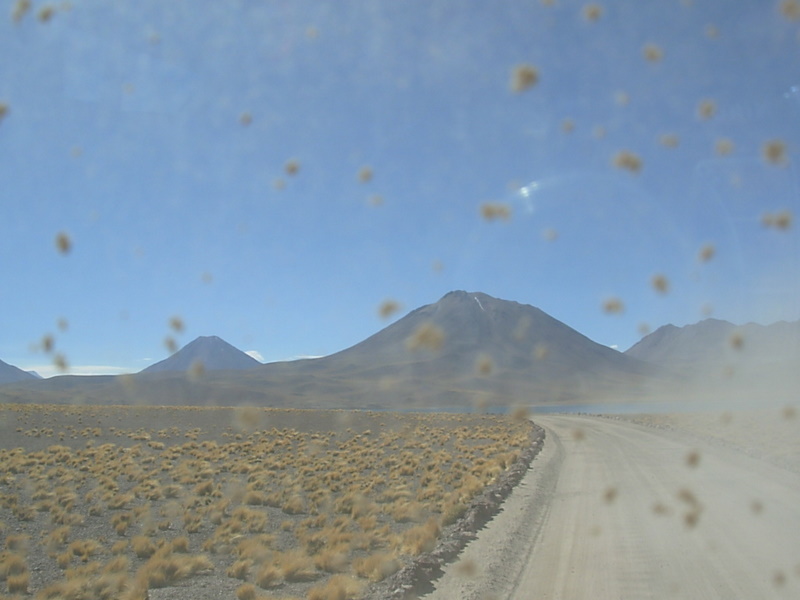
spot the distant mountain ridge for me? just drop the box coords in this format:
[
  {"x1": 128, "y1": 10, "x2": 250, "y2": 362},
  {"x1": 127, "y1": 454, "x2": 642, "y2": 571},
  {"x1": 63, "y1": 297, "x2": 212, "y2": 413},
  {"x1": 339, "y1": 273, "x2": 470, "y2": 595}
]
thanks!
[
  {"x1": 1, "y1": 292, "x2": 796, "y2": 409},
  {"x1": 140, "y1": 335, "x2": 261, "y2": 374},
  {"x1": 0, "y1": 358, "x2": 37, "y2": 384},
  {"x1": 626, "y1": 318, "x2": 800, "y2": 370}
]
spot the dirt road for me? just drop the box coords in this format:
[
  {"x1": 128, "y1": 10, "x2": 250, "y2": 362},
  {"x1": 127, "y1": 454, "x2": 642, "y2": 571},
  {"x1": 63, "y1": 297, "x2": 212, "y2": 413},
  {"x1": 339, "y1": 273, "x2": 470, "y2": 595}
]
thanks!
[{"x1": 425, "y1": 414, "x2": 800, "y2": 599}]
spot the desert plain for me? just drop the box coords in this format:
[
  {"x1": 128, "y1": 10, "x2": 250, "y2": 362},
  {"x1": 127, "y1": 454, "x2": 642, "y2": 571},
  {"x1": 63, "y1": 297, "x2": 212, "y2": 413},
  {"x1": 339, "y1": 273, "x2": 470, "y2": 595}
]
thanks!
[
  {"x1": 1, "y1": 401, "x2": 799, "y2": 599},
  {"x1": 0, "y1": 403, "x2": 539, "y2": 600}
]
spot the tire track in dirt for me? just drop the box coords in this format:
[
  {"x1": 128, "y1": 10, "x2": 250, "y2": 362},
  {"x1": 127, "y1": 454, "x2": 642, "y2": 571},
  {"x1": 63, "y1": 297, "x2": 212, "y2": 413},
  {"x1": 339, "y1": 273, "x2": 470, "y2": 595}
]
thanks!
[{"x1": 424, "y1": 415, "x2": 800, "y2": 599}]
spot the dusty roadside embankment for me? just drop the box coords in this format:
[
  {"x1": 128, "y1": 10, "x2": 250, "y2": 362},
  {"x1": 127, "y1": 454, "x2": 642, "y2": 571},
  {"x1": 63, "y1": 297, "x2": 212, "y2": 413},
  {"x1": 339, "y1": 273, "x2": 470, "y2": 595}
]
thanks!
[{"x1": 424, "y1": 413, "x2": 800, "y2": 600}]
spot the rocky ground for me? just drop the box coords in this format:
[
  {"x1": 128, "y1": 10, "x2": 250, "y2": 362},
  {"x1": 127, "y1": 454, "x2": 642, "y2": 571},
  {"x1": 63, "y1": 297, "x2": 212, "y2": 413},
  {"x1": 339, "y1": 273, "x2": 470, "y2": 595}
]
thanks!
[{"x1": 0, "y1": 403, "x2": 540, "y2": 600}]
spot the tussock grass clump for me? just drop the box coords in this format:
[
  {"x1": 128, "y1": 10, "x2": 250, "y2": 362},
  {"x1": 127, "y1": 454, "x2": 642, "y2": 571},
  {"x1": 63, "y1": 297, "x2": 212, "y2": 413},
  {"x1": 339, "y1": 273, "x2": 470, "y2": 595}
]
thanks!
[
  {"x1": 68, "y1": 539, "x2": 100, "y2": 562},
  {"x1": 441, "y1": 501, "x2": 468, "y2": 526},
  {"x1": 46, "y1": 525, "x2": 71, "y2": 550},
  {"x1": 391, "y1": 500, "x2": 425, "y2": 523},
  {"x1": 242, "y1": 490, "x2": 268, "y2": 506},
  {"x1": 278, "y1": 549, "x2": 319, "y2": 582},
  {"x1": 352, "y1": 552, "x2": 401, "y2": 582},
  {"x1": 131, "y1": 535, "x2": 158, "y2": 559},
  {"x1": 236, "y1": 582, "x2": 258, "y2": 600},
  {"x1": 36, "y1": 571, "x2": 129, "y2": 600},
  {"x1": 281, "y1": 494, "x2": 307, "y2": 515},
  {"x1": 254, "y1": 563, "x2": 283, "y2": 589},
  {"x1": 398, "y1": 518, "x2": 440, "y2": 555},
  {"x1": 226, "y1": 558, "x2": 252, "y2": 580},
  {"x1": 107, "y1": 492, "x2": 134, "y2": 510},
  {"x1": 7, "y1": 570, "x2": 29, "y2": 593},
  {"x1": 0, "y1": 551, "x2": 28, "y2": 582},
  {"x1": 230, "y1": 506, "x2": 269, "y2": 533},
  {"x1": 136, "y1": 548, "x2": 213, "y2": 589},
  {"x1": 171, "y1": 536, "x2": 190, "y2": 553},
  {"x1": 4, "y1": 534, "x2": 29, "y2": 552},
  {"x1": 313, "y1": 548, "x2": 349, "y2": 574},
  {"x1": 307, "y1": 574, "x2": 363, "y2": 600}
]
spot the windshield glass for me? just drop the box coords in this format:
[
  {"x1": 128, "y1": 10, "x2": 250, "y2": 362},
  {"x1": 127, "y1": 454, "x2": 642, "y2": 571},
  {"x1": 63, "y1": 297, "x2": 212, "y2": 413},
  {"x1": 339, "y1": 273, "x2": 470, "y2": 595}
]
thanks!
[{"x1": 1, "y1": 2, "x2": 798, "y2": 600}]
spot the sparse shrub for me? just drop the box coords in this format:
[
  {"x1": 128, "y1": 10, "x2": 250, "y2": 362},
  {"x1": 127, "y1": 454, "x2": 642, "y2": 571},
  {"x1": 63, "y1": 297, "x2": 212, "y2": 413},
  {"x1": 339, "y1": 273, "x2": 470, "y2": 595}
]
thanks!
[
  {"x1": 392, "y1": 500, "x2": 425, "y2": 523},
  {"x1": 242, "y1": 490, "x2": 267, "y2": 505},
  {"x1": 441, "y1": 502, "x2": 467, "y2": 526},
  {"x1": 56, "y1": 551, "x2": 72, "y2": 569},
  {"x1": 193, "y1": 480, "x2": 215, "y2": 496},
  {"x1": 5, "y1": 534, "x2": 29, "y2": 553},
  {"x1": 138, "y1": 550, "x2": 213, "y2": 589},
  {"x1": 282, "y1": 494, "x2": 306, "y2": 515},
  {"x1": 226, "y1": 559, "x2": 252, "y2": 580},
  {"x1": 399, "y1": 518, "x2": 440, "y2": 555},
  {"x1": 107, "y1": 492, "x2": 134, "y2": 510},
  {"x1": 279, "y1": 549, "x2": 319, "y2": 582},
  {"x1": 171, "y1": 536, "x2": 190, "y2": 553},
  {"x1": 314, "y1": 548, "x2": 349, "y2": 574},
  {"x1": 7, "y1": 571, "x2": 29, "y2": 594},
  {"x1": 37, "y1": 567, "x2": 129, "y2": 600},
  {"x1": 46, "y1": 526, "x2": 71, "y2": 551},
  {"x1": 131, "y1": 536, "x2": 157, "y2": 559},
  {"x1": 230, "y1": 506, "x2": 269, "y2": 533},
  {"x1": 183, "y1": 511, "x2": 202, "y2": 533},
  {"x1": 105, "y1": 555, "x2": 129, "y2": 573},
  {"x1": 68, "y1": 539, "x2": 100, "y2": 562},
  {"x1": 111, "y1": 540, "x2": 128, "y2": 555},
  {"x1": 0, "y1": 552, "x2": 27, "y2": 581},
  {"x1": 13, "y1": 506, "x2": 35, "y2": 521},
  {"x1": 353, "y1": 552, "x2": 401, "y2": 582},
  {"x1": 307, "y1": 574, "x2": 363, "y2": 600},
  {"x1": 254, "y1": 563, "x2": 283, "y2": 589},
  {"x1": 163, "y1": 484, "x2": 182, "y2": 498},
  {"x1": 263, "y1": 491, "x2": 284, "y2": 508},
  {"x1": 236, "y1": 582, "x2": 258, "y2": 600},
  {"x1": 111, "y1": 512, "x2": 132, "y2": 536},
  {"x1": 235, "y1": 535, "x2": 274, "y2": 562}
]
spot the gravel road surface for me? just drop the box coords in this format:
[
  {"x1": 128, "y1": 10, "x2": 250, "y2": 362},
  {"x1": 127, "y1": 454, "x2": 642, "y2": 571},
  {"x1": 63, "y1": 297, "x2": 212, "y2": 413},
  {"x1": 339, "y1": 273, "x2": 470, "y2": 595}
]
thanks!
[{"x1": 425, "y1": 414, "x2": 800, "y2": 599}]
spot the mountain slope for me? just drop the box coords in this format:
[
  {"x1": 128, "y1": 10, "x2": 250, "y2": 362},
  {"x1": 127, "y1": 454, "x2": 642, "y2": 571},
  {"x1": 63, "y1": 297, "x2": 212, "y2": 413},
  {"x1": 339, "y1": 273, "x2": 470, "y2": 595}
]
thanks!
[
  {"x1": 140, "y1": 336, "x2": 261, "y2": 374},
  {"x1": 233, "y1": 290, "x2": 659, "y2": 408},
  {"x1": 0, "y1": 292, "x2": 665, "y2": 408},
  {"x1": 626, "y1": 319, "x2": 800, "y2": 370},
  {"x1": 0, "y1": 358, "x2": 38, "y2": 384},
  {"x1": 318, "y1": 290, "x2": 651, "y2": 377}
]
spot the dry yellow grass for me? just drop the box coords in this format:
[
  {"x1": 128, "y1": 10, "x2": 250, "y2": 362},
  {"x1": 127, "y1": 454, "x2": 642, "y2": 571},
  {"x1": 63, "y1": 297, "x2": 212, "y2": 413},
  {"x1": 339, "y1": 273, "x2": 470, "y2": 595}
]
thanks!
[
  {"x1": 352, "y1": 552, "x2": 401, "y2": 582},
  {"x1": 0, "y1": 404, "x2": 534, "y2": 597}
]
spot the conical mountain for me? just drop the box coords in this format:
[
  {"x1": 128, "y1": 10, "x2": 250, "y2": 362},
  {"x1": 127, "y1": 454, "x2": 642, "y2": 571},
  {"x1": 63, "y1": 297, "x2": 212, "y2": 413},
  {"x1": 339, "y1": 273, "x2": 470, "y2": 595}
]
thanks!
[
  {"x1": 0, "y1": 293, "x2": 663, "y2": 408},
  {"x1": 318, "y1": 290, "x2": 648, "y2": 377},
  {"x1": 239, "y1": 291, "x2": 657, "y2": 408},
  {"x1": 141, "y1": 336, "x2": 261, "y2": 374},
  {"x1": 0, "y1": 358, "x2": 37, "y2": 384}
]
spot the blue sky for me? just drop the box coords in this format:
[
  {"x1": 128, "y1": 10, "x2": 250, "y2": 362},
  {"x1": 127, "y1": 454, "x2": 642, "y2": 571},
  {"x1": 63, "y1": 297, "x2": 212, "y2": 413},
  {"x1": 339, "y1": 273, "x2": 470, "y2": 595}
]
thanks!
[{"x1": 1, "y1": 0, "x2": 798, "y2": 377}]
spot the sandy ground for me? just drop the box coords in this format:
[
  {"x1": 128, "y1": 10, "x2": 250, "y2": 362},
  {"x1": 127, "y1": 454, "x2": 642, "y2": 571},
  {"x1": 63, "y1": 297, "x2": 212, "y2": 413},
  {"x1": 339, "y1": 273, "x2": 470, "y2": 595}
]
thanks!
[{"x1": 425, "y1": 411, "x2": 800, "y2": 599}]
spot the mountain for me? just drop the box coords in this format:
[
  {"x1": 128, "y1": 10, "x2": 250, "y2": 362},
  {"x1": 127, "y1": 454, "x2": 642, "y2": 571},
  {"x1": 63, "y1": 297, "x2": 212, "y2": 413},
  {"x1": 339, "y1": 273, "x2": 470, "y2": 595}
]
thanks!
[
  {"x1": 225, "y1": 290, "x2": 659, "y2": 409},
  {"x1": 0, "y1": 358, "x2": 38, "y2": 384},
  {"x1": 626, "y1": 318, "x2": 800, "y2": 371},
  {"x1": 140, "y1": 336, "x2": 261, "y2": 374},
  {"x1": 0, "y1": 292, "x2": 664, "y2": 409},
  {"x1": 307, "y1": 290, "x2": 650, "y2": 379}
]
